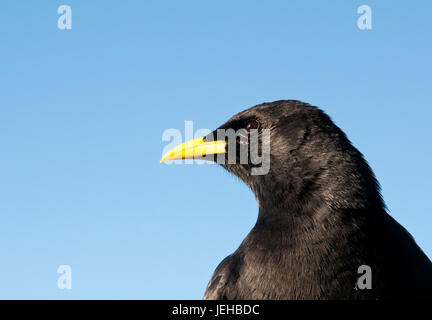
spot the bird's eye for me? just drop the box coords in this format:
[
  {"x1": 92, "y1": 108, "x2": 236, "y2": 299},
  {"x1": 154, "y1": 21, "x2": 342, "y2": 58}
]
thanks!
[{"x1": 245, "y1": 119, "x2": 261, "y2": 131}]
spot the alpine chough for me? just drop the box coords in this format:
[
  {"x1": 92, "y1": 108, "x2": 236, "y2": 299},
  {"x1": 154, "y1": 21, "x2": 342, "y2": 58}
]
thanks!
[{"x1": 160, "y1": 100, "x2": 432, "y2": 300}]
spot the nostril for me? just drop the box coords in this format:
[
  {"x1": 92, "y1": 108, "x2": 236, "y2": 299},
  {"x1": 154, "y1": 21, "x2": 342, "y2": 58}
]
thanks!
[{"x1": 203, "y1": 131, "x2": 218, "y2": 142}]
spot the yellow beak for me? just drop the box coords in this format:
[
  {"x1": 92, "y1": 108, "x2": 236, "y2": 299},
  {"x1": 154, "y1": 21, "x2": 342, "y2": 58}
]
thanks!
[{"x1": 160, "y1": 137, "x2": 227, "y2": 163}]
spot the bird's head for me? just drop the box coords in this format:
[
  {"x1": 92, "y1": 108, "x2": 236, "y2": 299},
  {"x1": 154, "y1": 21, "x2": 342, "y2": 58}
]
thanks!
[{"x1": 161, "y1": 100, "x2": 382, "y2": 214}]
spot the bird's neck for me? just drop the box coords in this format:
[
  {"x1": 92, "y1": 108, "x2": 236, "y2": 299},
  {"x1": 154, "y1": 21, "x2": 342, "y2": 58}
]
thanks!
[{"x1": 248, "y1": 160, "x2": 385, "y2": 247}]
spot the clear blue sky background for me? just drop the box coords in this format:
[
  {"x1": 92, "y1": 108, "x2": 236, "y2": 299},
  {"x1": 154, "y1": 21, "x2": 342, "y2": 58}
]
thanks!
[{"x1": 0, "y1": 1, "x2": 431, "y2": 299}]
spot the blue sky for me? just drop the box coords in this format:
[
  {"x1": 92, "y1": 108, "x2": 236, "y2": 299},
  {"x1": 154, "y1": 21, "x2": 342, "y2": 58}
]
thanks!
[{"x1": 0, "y1": 1, "x2": 431, "y2": 299}]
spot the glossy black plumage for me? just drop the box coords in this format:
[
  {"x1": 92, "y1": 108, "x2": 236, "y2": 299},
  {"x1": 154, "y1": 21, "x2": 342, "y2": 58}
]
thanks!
[{"x1": 203, "y1": 100, "x2": 432, "y2": 300}]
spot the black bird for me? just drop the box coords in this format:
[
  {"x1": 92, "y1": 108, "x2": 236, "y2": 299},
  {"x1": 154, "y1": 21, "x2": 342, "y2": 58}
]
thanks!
[{"x1": 161, "y1": 100, "x2": 432, "y2": 299}]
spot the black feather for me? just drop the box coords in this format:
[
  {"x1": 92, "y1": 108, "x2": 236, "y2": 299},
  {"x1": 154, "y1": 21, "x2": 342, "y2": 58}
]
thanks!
[{"x1": 203, "y1": 100, "x2": 432, "y2": 300}]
